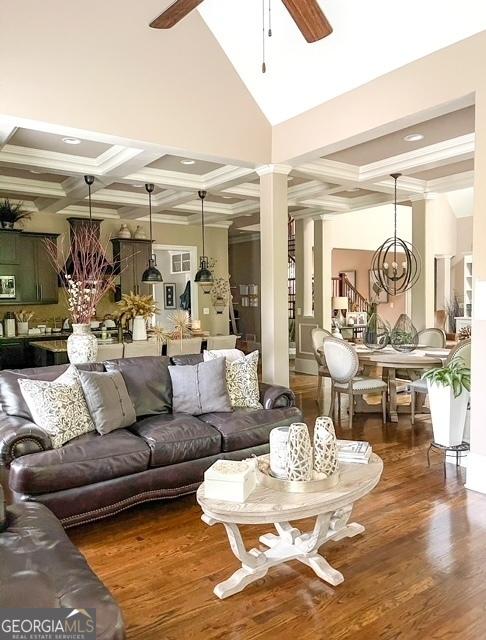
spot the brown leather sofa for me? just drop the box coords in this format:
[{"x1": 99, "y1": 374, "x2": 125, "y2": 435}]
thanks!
[
  {"x1": 0, "y1": 355, "x2": 302, "y2": 527},
  {"x1": 0, "y1": 485, "x2": 125, "y2": 639}
]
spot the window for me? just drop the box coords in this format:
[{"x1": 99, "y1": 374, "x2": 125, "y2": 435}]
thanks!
[{"x1": 170, "y1": 251, "x2": 191, "y2": 274}]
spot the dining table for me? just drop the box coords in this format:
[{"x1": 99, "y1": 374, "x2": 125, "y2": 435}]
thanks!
[{"x1": 319, "y1": 344, "x2": 450, "y2": 422}]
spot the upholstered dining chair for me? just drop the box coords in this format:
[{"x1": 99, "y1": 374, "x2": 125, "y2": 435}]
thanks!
[
  {"x1": 409, "y1": 338, "x2": 471, "y2": 424},
  {"x1": 311, "y1": 327, "x2": 332, "y2": 402},
  {"x1": 206, "y1": 335, "x2": 237, "y2": 350},
  {"x1": 418, "y1": 327, "x2": 446, "y2": 348},
  {"x1": 324, "y1": 337, "x2": 387, "y2": 428},
  {"x1": 95, "y1": 343, "x2": 124, "y2": 362},
  {"x1": 123, "y1": 341, "x2": 161, "y2": 358},
  {"x1": 166, "y1": 337, "x2": 203, "y2": 357}
]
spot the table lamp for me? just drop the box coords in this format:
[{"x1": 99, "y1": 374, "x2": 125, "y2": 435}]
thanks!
[{"x1": 332, "y1": 296, "x2": 348, "y2": 327}]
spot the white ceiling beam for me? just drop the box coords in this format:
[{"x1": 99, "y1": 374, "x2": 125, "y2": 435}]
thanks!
[
  {"x1": 0, "y1": 121, "x2": 18, "y2": 151},
  {"x1": 36, "y1": 175, "x2": 111, "y2": 214},
  {"x1": 358, "y1": 134, "x2": 474, "y2": 182}
]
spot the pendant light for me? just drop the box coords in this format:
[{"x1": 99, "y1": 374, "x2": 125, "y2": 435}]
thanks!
[
  {"x1": 141, "y1": 183, "x2": 163, "y2": 284},
  {"x1": 371, "y1": 173, "x2": 421, "y2": 296},
  {"x1": 195, "y1": 190, "x2": 213, "y2": 287},
  {"x1": 84, "y1": 175, "x2": 95, "y2": 221}
]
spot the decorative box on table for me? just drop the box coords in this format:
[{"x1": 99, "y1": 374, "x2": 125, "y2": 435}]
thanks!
[{"x1": 204, "y1": 460, "x2": 257, "y2": 503}]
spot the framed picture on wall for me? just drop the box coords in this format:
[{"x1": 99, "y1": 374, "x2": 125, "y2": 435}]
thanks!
[
  {"x1": 163, "y1": 283, "x2": 177, "y2": 310},
  {"x1": 369, "y1": 270, "x2": 388, "y2": 304},
  {"x1": 0, "y1": 276, "x2": 16, "y2": 299}
]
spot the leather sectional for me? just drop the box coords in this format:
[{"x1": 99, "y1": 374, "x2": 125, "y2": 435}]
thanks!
[{"x1": 0, "y1": 355, "x2": 302, "y2": 527}]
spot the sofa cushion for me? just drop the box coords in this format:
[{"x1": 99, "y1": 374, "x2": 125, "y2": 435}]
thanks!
[
  {"x1": 0, "y1": 363, "x2": 104, "y2": 420},
  {"x1": 131, "y1": 414, "x2": 221, "y2": 467},
  {"x1": 104, "y1": 356, "x2": 172, "y2": 417},
  {"x1": 168, "y1": 357, "x2": 232, "y2": 415},
  {"x1": 9, "y1": 429, "x2": 150, "y2": 494},
  {"x1": 199, "y1": 406, "x2": 303, "y2": 452},
  {"x1": 170, "y1": 353, "x2": 204, "y2": 366}
]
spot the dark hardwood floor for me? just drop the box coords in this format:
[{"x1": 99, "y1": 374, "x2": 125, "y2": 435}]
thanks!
[{"x1": 69, "y1": 373, "x2": 486, "y2": 640}]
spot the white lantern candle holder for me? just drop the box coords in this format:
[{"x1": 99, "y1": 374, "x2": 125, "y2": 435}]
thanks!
[
  {"x1": 269, "y1": 426, "x2": 290, "y2": 479},
  {"x1": 286, "y1": 422, "x2": 313, "y2": 481},
  {"x1": 313, "y1": 417, "x2": 339, "y2": 477}
]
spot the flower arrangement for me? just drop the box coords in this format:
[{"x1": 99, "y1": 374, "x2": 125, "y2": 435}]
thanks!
[
  {"x1": 117, "y1": 292, "x2": 159, "y2": 326},
  {"x1": 210, "y1": 277, "x2": 230, "y2": 314},
  {"x1": 45, "y1": 225, "x2": 116, "y2": 325}
]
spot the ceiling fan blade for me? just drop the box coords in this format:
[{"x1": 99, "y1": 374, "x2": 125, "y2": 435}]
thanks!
[
  {"x1": 150, "y1": 0, "x2": 205, "y2": 29},
  {"x1": 280, "y1": 0, "x2": 333, "y2": 43}
]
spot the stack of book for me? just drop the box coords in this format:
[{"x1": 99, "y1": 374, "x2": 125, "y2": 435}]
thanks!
[{"x1": 337, "y1": 440, "x2": 372, "y2": 464}]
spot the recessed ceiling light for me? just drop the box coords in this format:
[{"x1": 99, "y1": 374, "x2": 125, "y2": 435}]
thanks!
[
  {"x1": 29, "y1": 169, "x2": 43, "y2": 174},
  {"x1": 131, "y1": 183, "x2": 143, "y2": 188},
  {"x1": 222, "y1": 195, "x2": 233, "y2": 199},
  {"x1": 62, "y1": 137, "x2": 82, "y2": 145},
  {"x1": 180, "y1": 159, "x2": 195, "y2": 165},
  {"x1": 403, "y1": 133, "x2": 424, "y2": 142}
]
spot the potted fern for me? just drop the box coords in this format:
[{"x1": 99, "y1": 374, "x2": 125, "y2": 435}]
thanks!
[
  {"x1": 0, "y1": 199, "x2": 31, "y2": 229},
  {"x1": 422, "y1": 358, "x2": 471, "y2": 447}
]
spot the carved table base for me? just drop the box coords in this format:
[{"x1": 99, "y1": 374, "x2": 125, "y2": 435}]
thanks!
[{"x1": 202, "y1": 506, "x2": 364, "y2": 599}]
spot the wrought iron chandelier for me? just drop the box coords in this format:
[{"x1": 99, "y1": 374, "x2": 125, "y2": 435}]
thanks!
[{"x1": 371, "y1": 173, "x2": 421, "y2": 296}]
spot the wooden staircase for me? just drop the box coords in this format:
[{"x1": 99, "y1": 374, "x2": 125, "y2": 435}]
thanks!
[{"x1": 332, "y1": 273, "x2": 370, "y2": 314}]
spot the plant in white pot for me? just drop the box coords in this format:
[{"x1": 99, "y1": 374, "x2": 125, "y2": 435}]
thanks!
[
  {"x1": 117, "y1": 292, "x2": 159, "y2": 341},
  {"x1": 422, "y1": 359, "x2": 471, "y2": 447}
]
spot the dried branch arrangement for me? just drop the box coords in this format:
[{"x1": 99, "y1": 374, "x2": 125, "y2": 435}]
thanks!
[{"x1": 45, "y1": 225, "x2": 117, "y2": 325}]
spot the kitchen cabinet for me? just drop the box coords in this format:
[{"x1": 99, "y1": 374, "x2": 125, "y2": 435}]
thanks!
[
  {"x1": 111, "y1": 238, "x2": 153, "y2": 301},
  {"x1": 0, "y1": 230, "x2": 59, "y2": 305}
]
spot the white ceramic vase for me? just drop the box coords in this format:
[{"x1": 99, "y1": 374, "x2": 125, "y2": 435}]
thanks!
[
  {"x1": 427, "y1": 380, "x2": 469, "y2": 447},
  {"x1": 132, "y1": 316, "x2": 147, "y2": 341},
  {"x1": 269, "y1": 426, "x2": 290, "y2": 479},
  {"x1": 67, "y1": 323, "x2": 98, "y2": 364},
  {"x1": 286, "y1": 422, "x2": 313, "y2": 481},
  {"x1": 313, "y1": 417, "x2": 339, "y2": 477}
]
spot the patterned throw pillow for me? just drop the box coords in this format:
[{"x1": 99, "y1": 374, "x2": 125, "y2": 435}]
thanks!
[
  {"x1": 18, "y1": 377, "x2": 95, "y2": 448},
  {"x1": 224, "y1": 350, "x2": 262, "y2": 409}
]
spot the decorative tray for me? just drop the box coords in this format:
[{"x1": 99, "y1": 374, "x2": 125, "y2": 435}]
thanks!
[{"x1": 256, "y1": 455, "x2": 340, "y2": 494}]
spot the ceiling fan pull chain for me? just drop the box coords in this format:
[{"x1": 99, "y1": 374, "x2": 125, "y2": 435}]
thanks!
[
  {"x1": 261, "y1": 0, "x2": 267, "y2": 73},
  {"x1": 268, "y1": 0, "x2": 272, "y2": 37}
]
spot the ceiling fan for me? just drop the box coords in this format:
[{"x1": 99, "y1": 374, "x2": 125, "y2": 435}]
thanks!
[{"x1": 149, "y1": 0, "x2": 333, "y2": 43}]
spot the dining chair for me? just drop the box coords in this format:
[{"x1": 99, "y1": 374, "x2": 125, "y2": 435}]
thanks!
[
  {"x1": 95, "y1": 343, "x2": 124, "y2": 362},
  {"x1": 206, "y1": 335, "x2": 237, "y2": 350},
  {"x1": 324, "y1": 337, "x2": 387, "y2": 428},
  {"x1": 409, "y1": 338, "x2": 471, "y2": 424},
  {"x1": 311, "y1": 327, "x2": 332, "y2": 402},
  {"x1": 166, "y1": 337, "x2": 203, "y2": 357},
  {"x1": 123, "y1": 341, "x2": 161, "y2": 358},
  {"x1": 418, "y1": 328, "x2": 446, "y2": 348}
]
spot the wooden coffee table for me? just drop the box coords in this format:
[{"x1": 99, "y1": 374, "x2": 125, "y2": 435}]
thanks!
[{"x1": 197, "y1": 454, "x2": 383, "y2": 599}]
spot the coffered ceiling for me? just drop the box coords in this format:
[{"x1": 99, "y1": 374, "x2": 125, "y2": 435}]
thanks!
[{"x1": 0, "y1": 102, "x2": 476, "y2": 235}]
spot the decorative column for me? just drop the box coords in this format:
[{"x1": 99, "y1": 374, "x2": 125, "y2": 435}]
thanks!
[
  {"x1": 466, "y1": 85, "x2": 486, "y2": 495},
  {"x1": 313, "y1": 215, "x2": 333, "y2": 331},
  {"x1": 411, "y1": 196, "x2": 435, "y2": 330},
  {"x1": 257, "y1": 164, "x2": 291, "y2": 387}
]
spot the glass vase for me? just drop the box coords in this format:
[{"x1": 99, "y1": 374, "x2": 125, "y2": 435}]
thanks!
[
  {"x1": 364, "y1": 306, "x2": 390, "y2": 350},
  {"x1": 390, "y1": 314, "x2": 418, "y2": 353}
]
